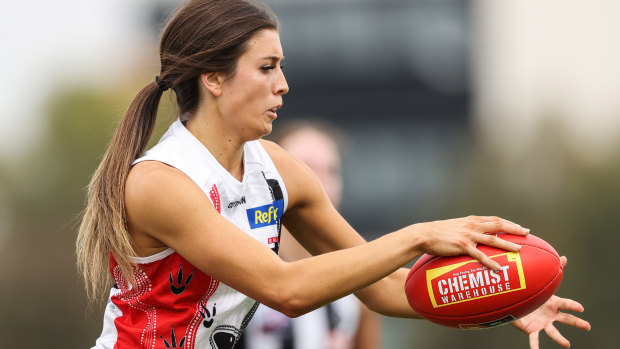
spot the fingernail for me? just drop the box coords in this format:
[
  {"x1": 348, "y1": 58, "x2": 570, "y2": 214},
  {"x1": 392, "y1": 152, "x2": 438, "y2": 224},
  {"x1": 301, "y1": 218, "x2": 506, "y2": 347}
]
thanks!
[
  {"x1": 512, "y1": 243, "x2": 521, "y2": 250},
  {"x1": 492, "y1": 262, "x2": 501, "y2": 270},
  {"x1": 522, "y1": 227, "x2": 530, "y2": 234}
]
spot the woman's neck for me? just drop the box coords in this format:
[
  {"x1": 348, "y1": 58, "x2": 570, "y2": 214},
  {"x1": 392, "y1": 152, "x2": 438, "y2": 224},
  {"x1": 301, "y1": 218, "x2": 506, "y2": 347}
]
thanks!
[{"x1": 185, "y1": 113, "x2": 246, "y2": 182}]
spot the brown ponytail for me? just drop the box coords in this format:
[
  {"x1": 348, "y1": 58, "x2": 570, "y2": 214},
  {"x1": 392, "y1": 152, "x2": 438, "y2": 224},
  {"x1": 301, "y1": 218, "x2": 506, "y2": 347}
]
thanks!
[
  {"x1": 76, "y1": 81, "x2": 163, "y2": 302},
  {"x1": 76, "y1": 0, "x2": 279, "y2": 304}
]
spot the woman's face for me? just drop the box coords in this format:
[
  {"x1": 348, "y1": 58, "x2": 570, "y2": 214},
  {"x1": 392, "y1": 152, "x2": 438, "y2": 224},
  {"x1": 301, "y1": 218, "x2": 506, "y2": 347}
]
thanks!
[{"x1": 217, "y1": 29, "x2": 289, "y2": 141}]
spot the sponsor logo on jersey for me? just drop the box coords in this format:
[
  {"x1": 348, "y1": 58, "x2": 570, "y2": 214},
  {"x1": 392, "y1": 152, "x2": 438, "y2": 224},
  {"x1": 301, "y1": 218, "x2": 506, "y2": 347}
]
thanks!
[
  {"x1": 227, "y1": 196, "x2": 246, "y2": 209},
  {"x1": 246, "y1": 199, "x2": 284, "y2": 229},
  {"x1": 426, "y1": 252, "x2": 526, "y2": 308}
]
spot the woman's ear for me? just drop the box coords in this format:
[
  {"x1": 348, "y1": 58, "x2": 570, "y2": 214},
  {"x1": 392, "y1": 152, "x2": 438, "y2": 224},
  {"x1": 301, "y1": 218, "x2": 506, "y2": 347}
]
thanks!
[{"x1": 200, "y1": 72, "x2": 227, "y2": 96}]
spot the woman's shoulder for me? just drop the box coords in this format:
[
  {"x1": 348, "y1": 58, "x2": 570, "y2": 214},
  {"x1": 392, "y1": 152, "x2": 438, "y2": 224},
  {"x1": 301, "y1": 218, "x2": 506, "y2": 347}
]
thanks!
[
  {"x1": 129, "y1": 160, "x2": 183, "y2": 179},
  {"x1": 126, "y1": 160, "x2": 213, "y2": 227},
  {"x1": 258, "y1": 139, "x2": 306, "y2": 176},
  {"x1": 127, "y1": 161, "x2": 196, "y2": 201},
  {"x1": 258, "y1": 139, "x2": 286, "y2": 161}
]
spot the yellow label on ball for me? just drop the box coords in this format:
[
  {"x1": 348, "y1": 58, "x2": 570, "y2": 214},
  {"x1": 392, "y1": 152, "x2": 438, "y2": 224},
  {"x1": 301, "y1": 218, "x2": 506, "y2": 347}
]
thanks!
[{"x1": 426, "y1": 252, "x2": 527, "y2": 308}]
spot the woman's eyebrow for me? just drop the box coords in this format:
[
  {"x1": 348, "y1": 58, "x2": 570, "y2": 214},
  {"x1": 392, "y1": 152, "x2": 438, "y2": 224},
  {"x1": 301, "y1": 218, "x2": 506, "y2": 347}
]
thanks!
[{"x1": 260, "y1": 55, "x2": 285, "y2": 62}]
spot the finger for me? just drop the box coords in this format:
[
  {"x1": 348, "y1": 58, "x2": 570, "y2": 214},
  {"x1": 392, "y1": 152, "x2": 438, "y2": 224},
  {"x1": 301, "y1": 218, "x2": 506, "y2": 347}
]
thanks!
[
  {"x1": 528, "y1": 331, "x2": 540, "y2": 349},
  {"x1": 544, "y1": 324, "x2": 570, "y2": 348},
  {"x1": 555, "y1": 296, "x2": 586, "y2": 313},
  {"x1": 475, "y1": 216, "x2": 529, "y2": 236},
  {"x1": 560, "y1": 256, "x2": 567, "y2": 268},
  {"x1": 556, "y1": 312, "x2": 592, "y2": 331},
  {"x1": 464, "y1": 244, "x2": 501, "y2": 271},
  {"x1": 476, "y1": 233, "x2": 522, "y2": 252}
]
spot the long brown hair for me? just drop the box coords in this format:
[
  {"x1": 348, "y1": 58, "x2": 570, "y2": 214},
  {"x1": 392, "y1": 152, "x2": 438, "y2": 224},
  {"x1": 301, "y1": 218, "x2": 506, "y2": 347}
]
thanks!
[{"x1": 76, "y1": 0, "x2": 279, "y2": 304}]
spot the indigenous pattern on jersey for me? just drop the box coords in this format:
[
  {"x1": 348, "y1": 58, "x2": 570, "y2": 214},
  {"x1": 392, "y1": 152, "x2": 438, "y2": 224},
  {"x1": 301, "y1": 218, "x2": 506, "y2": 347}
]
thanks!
[{"x1": 92, "y1": 118, "x2": 288, "y2": 349}]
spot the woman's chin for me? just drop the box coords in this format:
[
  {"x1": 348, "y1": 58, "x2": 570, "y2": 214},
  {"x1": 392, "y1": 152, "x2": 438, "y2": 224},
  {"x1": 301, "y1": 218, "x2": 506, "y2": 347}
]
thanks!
[{"x1": 260, "y1": 123, "x2": 273, "y2": 137}]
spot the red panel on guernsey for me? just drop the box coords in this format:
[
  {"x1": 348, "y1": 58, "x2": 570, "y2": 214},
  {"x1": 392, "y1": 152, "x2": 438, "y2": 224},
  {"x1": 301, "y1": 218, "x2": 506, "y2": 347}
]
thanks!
[{"x1": 110, "y1": 252, "x2": 220, "y2": 349}]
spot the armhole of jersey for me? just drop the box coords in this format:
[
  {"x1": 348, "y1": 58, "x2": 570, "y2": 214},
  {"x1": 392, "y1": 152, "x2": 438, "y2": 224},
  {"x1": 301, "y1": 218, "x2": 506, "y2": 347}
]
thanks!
[
  {"x1": 130, "y1": 248, "x2": 175, "y2": 264},
  {"x1": 132, "y1": 156, "x2": 156, "y2": 166},
  {"x1": 252, "y1": 141, "x2": 289, "y2": 212},
  {"x1": 132, "y1": 157, "x2": 177, "y2": 172}
]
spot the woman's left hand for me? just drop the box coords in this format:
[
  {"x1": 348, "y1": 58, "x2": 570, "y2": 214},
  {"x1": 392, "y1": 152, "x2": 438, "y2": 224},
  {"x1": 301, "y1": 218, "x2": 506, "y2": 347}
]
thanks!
[{"x1": 512, "y1": 256, "x2": 591, "y2": 348}]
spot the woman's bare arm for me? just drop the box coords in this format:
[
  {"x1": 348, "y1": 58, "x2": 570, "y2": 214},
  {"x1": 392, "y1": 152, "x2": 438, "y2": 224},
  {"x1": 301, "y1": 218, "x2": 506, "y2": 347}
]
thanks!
[
  {"x1": 261, "y1": 140, "x2": 527, "y2": 317},
  {"x1": 126, "y1": 161, "x2": 420, "y2": 317}
]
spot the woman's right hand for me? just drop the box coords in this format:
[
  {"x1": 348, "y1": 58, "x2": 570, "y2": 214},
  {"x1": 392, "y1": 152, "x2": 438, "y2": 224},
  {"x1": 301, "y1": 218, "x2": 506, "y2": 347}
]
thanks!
[{"x1": 413, "y1": 215, "x2": 530, "y2": 270}]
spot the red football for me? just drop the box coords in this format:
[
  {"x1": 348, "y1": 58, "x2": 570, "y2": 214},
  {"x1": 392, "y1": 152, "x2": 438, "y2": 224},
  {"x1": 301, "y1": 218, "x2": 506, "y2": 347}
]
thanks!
[{"x1": 405, "y1": 233, "x2": 563, "y2": 329}]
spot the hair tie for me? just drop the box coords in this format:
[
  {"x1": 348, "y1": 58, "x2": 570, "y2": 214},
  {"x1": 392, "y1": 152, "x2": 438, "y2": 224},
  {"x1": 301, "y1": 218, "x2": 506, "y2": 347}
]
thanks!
[{"x1": 155, "y1": 75, "x2": 170, "y2": 92}]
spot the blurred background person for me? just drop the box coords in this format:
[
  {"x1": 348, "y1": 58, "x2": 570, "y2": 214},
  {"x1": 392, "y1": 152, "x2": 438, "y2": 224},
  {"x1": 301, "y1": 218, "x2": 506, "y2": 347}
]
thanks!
[{"x1": 238, "y1": 120, "x2": 382, "y2": 349}]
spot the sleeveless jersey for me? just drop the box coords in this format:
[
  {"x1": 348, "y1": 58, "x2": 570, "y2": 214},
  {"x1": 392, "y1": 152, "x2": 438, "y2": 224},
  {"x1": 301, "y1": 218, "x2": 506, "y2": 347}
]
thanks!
[{"x1": 92, "y1": 118, "x2": 288, "y2": 349}]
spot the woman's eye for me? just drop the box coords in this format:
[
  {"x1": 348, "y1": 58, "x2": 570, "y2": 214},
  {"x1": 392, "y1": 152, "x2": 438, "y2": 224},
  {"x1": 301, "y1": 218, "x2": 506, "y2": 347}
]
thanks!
[{"x1": 260, "y1": 63, "x2": 285, "y2": 71}]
